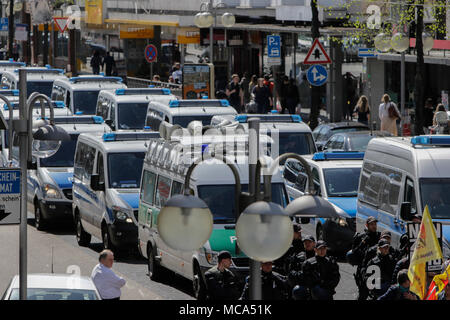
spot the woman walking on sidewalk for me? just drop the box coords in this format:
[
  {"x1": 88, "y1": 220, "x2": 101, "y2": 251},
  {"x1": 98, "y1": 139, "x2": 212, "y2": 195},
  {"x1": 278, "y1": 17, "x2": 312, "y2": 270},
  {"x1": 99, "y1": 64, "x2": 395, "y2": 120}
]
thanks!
[{"x1": 379, "y1": 94, "x2": 400, "y2": 136}]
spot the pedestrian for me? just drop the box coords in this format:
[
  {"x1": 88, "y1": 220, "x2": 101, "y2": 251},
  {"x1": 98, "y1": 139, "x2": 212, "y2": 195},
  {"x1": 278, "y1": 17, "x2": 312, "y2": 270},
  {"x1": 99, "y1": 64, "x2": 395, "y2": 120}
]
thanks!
[
  {"x1": 90, "y1": 50, "x2": 102, "y2": 75},
  {"x1": 263, "y1": 74, "x2": 274, "y2": 95},
  {"x1": 391, "y1": 234, "x2": 411, "y2": 284},
  {"x1": 204, "y1": 251, "x2": 241, "y2": 300},
  {"x1": 379, "y1": 94, "x2": 401, "y2": 136},
  {"x1": 226, "y1": 74, "x2": 244, "y2": 113},
  {"x1": 240, "y1": 261, "x2": 288, "y2": 300},
  {"x1": 353, "y1": 95, "x2": 371, "y2": 125},
  {"x1": 252, "y1": 78, "x2": 273, "y2": 114},
  {"x1": 274, "y1": 223, "x2": 304, "y2": 275},
  {"x1": 300, "y1": 240, "x2": 340, "y2": 300},
  {"x1": 279, "y1": 76, "x2": 290, "y2": 114},
  {"x1": 240, "y1": 72, "x2": 251, "y2": 105},
  {"x1": 172, "y1": 62, "x2": 182, "y2": 84},
  {"x1": 289, "y1": 235, "x2": 316, "y2": 300},
  {"x1": 248, "y1": 75, "x2": 258, "y2": 98},
  {"x1": 378, "y1": 269, "x2": 419, "y2": 300},
  {"x1": 168, "y1": 75, "x2": 175, "y2": 83},
  {"x1": 361, "y1": 231, "x2": 401, "y2": 270},
  {"x1": 424, "y1": 98, "x2": 435, "y2": 130},
  {"x1": 102, "y1": 52, "x2": 116, "y2": 76},
  {"x1": 298, "y1": 74, "x2": 311, "y2": 112},
  {"x1": 286, "y1": 78, "x2": 300, "y2": 114},
  {"x1": 91, "y1": 250, "x2": 126, "y2": 300},
  {"x1": 349, "y1": 216, "x2": 381, "y2": 300},
  {"x1": 432, "y1": 103, "x2": 447, "y2": 126},
  {"x1": 364, "y1": 239, "x2": 397, "y2": 299},
  {"x1": 153, "y1": 74, "x2": 161, "y2": 82}
]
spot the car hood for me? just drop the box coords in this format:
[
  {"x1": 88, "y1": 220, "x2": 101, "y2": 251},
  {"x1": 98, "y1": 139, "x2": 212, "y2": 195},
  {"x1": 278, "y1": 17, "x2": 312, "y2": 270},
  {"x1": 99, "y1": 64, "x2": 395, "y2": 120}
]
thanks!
[
  {"x1": 327, "y1": 197, "x2": 357, "y2": 217},
  {"x1": 115, "y1": 191, "x2": 140, "y2": 209},
  {"x1": 45, "y1": 168, "x2": 73, "y2": 189}
]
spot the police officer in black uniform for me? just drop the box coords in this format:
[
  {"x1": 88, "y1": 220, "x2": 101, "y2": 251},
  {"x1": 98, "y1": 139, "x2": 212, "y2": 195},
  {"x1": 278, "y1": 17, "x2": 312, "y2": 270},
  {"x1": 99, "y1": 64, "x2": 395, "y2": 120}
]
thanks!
[
  {"x1": 300, "y1": 240, "x2": 340, "y2": 300},
  {"x1": 364, "y1": 239, "x2": 397, "y2": 299},
  {"x1": 361, "y1": 231, "x2": 401, "y2": 269},
  {"x1": 391, "y1": 234, "x2": 411, "y2": 284},
  {"x1": 289, "y1": 235, "x2": 316, "y2": 300},
  {"x1": 240, "y1": 261, "x2": 289, "y2": 300},
  {"x1": 204, "y1": 251, "x2": 241, "y2": 300},
  {"x1": 350, "y1": 216, "x2": 381, "y2": 300},
  {"x1": 274, "y1": 223, "x2": 305, "y2": 275}
]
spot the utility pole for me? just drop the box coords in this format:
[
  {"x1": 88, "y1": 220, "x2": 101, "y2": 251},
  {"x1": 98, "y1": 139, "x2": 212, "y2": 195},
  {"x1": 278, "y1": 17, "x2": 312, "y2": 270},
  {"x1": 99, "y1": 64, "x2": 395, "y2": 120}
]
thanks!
[
  {"x1": 414, "y1": 0, "x2": 425, "y2": 135},
  {"x1": 310, "y1": 0, "x2": 321, "y2": 130},
  {"x1": 8, "y1": 0, "x2": 14, "y2": 59}
]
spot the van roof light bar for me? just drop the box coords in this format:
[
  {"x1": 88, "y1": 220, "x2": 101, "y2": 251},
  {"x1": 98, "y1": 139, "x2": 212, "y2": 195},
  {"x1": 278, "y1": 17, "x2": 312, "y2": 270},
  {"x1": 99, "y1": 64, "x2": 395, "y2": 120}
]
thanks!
[
  {"x1": 102, "y1": 132, "x2": 160, "y2": 142},
  {"x1": 312, "y1": 151, "x2": 365, "y2": 161},
  {"x1": 411, "y1": 135, "x2": 450, "y2": 146},
  {"x1": 69, "y1": 76, "x2": 123, "y2": 84},
  {"x1": 115, "y1": 88, "x2": 172, "y2": 96},
  {"x1": 235, "y1": 114, "x2": 303, "y2": 123}
]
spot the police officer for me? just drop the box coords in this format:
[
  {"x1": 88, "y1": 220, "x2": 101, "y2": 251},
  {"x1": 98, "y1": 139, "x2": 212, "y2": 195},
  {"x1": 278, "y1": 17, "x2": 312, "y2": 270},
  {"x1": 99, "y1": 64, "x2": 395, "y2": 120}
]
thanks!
[
  {"x1": 350, "y1": 216, "x2": 381, "y2": 300},
  {"x1": 289, "y1": 235, "x2": 316, "y2": 300},
  {"x1": 204, "y1": 251, "x2": 240, "y2": 300},
  {"x1": 301, "y1": 240, "x2": 340, "y2": 300},
  {"x1": 274, "y1": 223, "x2": 304, "y2": 275},
  {"x1": 364, "y1": 239, "x2": 397, "y2": 299},
  {"x1": 240, "y1": 261, "x2": 289, "y2": 300},
  {"x1": 391, "y1": 234, "x2": 411, "y2": 284},
  {"x1": 361, "y1": 231, "x2": 401, "y2": 269}
]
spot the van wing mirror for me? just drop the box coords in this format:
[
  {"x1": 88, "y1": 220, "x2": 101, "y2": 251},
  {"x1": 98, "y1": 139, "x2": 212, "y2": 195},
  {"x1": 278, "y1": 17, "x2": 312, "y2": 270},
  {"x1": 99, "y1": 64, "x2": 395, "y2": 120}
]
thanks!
[
  {"x1": 105, "y1": 119, "x2": 113, "y2": 126},
  {"x1": 90, "y1": 174, "x2": 105, "y2": 192},
  {"x1": 400, "y1": 202, "x2": 412, "y2": 221}
]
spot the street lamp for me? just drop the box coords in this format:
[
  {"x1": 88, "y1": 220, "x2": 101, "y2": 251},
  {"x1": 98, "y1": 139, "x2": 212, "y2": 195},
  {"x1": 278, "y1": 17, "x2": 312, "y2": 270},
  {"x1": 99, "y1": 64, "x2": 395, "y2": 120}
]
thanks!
[
  {"x1": 15, "y1": 69, "x2": 71, "y2": 300},
  {"x1": 194, "y1": 1, "x2": 236, "y2": 65}
]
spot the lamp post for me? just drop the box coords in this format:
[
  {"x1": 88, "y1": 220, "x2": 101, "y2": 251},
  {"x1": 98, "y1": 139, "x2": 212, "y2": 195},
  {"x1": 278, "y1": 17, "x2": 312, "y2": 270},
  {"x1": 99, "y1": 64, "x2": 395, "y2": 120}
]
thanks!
[
  {"x1": 375, "y1": 23, "x2": 434, "y2": 136},
  {"x1": 157, "y1": 118, "x2": 337, "y2": 300},
  {"x1": 15, "y1": 69, "x2": 71, "y2": 299},
  {"x1": 194, "y1": 1, "x2": 236, "y2": 65}
]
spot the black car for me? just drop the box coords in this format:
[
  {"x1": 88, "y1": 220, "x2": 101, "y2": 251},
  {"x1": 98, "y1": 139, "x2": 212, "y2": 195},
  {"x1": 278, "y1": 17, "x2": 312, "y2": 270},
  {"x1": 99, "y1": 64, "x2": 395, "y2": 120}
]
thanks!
[
  {"x1": 312, "y1": 122, "x2": 369, "y2": 150},
  {"x1": 323, "y1": 131, "x2": 392, "y2": 152}
]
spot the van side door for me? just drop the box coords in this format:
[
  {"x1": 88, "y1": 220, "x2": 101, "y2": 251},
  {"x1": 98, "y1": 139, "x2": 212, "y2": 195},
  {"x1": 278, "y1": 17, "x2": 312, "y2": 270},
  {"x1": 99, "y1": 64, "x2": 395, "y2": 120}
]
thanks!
[{"x1": 92, "y1": 151, "x2": 107, "y2": 231}]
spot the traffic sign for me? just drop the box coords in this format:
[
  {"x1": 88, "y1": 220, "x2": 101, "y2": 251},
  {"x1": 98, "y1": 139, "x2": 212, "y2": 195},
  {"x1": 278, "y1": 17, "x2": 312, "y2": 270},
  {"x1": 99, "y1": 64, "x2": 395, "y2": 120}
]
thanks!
[
  {"x1": 303, "y1": 38, "x2": 332, "y2": 65},
  {"x1": 267, "y1": 35, "x2": 281, "y2": 66},
  {"x1": 145, "y1": 44, "x2": 158, "y2": 63},
  {"x1": 53, "y1": 17, "x2": 69, "y2": 33},
  {"x1": 358, "y1": 48, "x2": 378, "y2": 58},
  {"x1": 306, "y1": 65, "x2": 328, "y2": 87},
  {"x1": 0, "y1": 169, "x2": 21, "y2": 225}
]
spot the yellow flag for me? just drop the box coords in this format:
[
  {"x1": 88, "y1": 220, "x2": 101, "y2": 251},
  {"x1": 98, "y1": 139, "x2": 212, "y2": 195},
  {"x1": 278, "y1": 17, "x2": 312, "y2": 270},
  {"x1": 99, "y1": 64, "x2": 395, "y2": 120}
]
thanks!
[{"x1": 408, "y1": 205, "x2": 443, "y2": 299}]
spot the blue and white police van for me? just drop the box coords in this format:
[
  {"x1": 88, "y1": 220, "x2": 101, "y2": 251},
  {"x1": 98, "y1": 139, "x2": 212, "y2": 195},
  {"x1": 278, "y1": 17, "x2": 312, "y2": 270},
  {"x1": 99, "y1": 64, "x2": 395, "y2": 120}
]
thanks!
[
  {"x1": 1, "y1": 67, "x2": 68, "y2": 98},
  {"x1": 284, "y1": 151, "x2": 364, "y2": 253},
  {"x1": 51, "y1": 75, "x2": 127, "y2": 115},
  {"x1": 357, "y1": 135, "x2": 450, "y2": 259},
  {"x1": 14, "y1": 116, "x2": 111, "y2": 230},
  {"x1": 96, "y1": 88, "x2": 177, "y2": 131},
  {"x1": 72, "y1": 131, "x2": 159, "y2": 253},
  {"x1": 0, "y1": 60, "x2": 25, "y2": 78}
]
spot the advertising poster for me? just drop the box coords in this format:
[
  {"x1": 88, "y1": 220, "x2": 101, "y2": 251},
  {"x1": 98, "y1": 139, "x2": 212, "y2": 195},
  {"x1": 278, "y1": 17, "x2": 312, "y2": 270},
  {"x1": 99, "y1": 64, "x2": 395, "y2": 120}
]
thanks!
[{"x1": 182, "y1": 64, "x2": 211, "y2": 99}]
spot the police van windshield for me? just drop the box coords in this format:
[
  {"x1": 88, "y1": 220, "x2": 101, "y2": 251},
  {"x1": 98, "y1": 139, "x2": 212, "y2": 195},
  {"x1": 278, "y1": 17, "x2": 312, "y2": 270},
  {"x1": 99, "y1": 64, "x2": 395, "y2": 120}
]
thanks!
[
  {"x1": 27, "y1": 82, "x2": 53, "y2": 98},
  {"x1": 118, "y1": 103, "x2": 149, "y2": 130},
  {"x1": 323, "y1": 167, "x2": 361, "y2": 197},
  {"x1": 420, "y1": 178, "x2": 450, "y2": 219},
  {"x1": 172, "y1": 115, "x2": 215, "y2": 128},
  {"x1": 39, "y1": 134, "x2": 78, "y2": 168},
  {"x1": 73, "y1": 91, "x2": 101, "y2": 115},
  {"x1": 197, "y1": 183, "x2": 288, "y2": 223},
  {"x1": 108, "y1": 152, "x2": 145, "y2": 188},
  {"x1": 275, "y1": 133, "x2": 316, "y2": 155}
]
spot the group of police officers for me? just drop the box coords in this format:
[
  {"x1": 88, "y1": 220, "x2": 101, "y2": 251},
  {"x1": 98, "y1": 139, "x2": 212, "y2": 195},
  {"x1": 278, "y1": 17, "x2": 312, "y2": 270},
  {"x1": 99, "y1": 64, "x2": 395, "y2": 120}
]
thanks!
[{"x1": 202, "y1": 216, "x2": 422, "y2": 300}]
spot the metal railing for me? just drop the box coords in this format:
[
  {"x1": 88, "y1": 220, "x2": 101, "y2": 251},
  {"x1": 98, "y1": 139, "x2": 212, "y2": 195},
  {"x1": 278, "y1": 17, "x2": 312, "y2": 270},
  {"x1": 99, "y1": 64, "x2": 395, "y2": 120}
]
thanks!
[{"x1": 126, "y1": 76, "x2": 182, "y2": 98}]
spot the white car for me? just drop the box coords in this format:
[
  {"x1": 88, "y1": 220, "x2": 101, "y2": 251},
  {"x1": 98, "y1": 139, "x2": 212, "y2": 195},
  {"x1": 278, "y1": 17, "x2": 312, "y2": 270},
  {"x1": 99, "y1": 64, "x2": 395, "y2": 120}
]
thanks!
[{"x1": 2, "y1": 274, "x2": 101, "y2": 300}]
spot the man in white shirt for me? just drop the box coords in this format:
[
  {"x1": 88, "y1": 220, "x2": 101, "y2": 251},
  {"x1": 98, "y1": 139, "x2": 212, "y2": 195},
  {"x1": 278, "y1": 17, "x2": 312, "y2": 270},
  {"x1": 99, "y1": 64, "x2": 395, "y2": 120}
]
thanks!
[{"x1": 91, "y1": 250, "x2": 126, "y2": 300}]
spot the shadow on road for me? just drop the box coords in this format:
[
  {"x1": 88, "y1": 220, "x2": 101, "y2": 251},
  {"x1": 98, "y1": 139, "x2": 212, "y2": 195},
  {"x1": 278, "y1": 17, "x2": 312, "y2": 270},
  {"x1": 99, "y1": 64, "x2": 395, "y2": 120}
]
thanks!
[{"x1": 27, "y1": 218, "x2": 76, "y2": 236}]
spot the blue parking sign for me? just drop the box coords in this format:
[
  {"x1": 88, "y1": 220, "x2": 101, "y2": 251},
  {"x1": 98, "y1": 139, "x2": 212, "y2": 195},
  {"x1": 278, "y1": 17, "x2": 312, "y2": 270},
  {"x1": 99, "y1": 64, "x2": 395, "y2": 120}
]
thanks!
[{"x1": 267, "y1": 35, "x2": 281, "y2": 58}]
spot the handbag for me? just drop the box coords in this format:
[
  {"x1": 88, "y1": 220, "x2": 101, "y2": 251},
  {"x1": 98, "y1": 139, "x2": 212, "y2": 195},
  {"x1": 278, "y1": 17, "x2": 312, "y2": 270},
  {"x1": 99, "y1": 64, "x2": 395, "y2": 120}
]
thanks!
[{"x1": 388, "y1": 103, "x2": 400, "y2": 119}]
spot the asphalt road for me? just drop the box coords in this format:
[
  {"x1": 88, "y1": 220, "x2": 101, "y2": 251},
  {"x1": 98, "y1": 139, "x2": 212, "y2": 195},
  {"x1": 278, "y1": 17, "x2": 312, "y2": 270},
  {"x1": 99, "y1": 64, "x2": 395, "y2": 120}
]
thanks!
[{"x1": 0, "y1": 214, "x2": 357, "y2": 300}]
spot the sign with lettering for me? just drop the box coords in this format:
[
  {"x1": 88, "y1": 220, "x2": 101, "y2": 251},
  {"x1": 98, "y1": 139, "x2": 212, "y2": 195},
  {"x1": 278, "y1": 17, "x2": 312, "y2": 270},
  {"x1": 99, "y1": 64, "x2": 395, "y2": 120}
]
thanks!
[
  {"x1": 0, "y1": 169, "x2": 21, "y2": 225},
  {"x1": 407, "y1": 222, "x2": 443, "y2": 272}
]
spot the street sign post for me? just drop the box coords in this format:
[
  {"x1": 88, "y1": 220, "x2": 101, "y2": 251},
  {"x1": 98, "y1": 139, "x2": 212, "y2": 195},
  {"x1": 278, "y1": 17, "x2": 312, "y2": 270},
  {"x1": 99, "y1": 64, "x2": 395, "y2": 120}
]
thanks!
[
  {"x1": 267, "y1": 35, "x2": 281, "y2": 66},
  {"x1": 306, "y1": 65, "x2": 328, "y2": 87},
  {"x1": 145, "y1": 44, "x2": 158, "y2": 64},
  {"x1": 303, "y1": 38, "x2": 332, "y2": 65},
  {"x1": 0, "y1": 168, "x2": 21, "y2": 225},
  {"x1": 358, "y1": 48, "x2": 378, "y2": 58}
]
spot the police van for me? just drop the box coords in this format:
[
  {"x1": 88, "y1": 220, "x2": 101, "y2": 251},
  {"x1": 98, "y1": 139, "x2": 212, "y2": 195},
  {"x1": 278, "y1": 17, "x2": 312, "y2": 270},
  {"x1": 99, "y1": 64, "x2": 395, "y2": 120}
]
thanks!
[
  {"x1": 284, "y1": 151, "x2": 364, "y2": 253},
  {"x1": 357, "y1": 135, "x2": 450, "y2": 259},
  {"x1": 51, "y1": 76, "x2": 127, "y2": 115},
  {"x1": 72, "y1": 131, "x2": 159, "y2": 252},
  {"x1": 9, "y1": 116, "x2": 111, "y2": 230},
  {"x1": 137, "y1": 124, "x2": 288, "y2": 299},
  {"x1": 96, "y1": 88, "x2": 177, "y2": 131},
  {"x1": 146, "y1": 99, "x2": 237, "y2": 129},
  {"x1": 0, "y1": 60, "x2": 26, "y2": 78},
  {"x1": 0, "y1": 101, "x2": 72, "y2": 167},
  {"x1": 1, "y1": 67, "x2": 68, "y2": 98}
]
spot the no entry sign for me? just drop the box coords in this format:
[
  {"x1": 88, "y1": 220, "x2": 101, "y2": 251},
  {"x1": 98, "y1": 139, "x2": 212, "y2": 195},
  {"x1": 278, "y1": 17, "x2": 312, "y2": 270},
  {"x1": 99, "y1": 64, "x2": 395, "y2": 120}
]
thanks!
[{"x1": 145, "y1": 44, "x2": 157, "y2": 63}]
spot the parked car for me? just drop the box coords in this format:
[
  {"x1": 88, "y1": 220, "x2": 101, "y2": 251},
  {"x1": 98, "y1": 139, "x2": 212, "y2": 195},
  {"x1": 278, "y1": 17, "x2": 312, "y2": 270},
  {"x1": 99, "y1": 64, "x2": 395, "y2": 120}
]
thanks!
[
  {"x1": 2, "y1": 274, "x2": 101, "y2": 300},
  {"x1": 323, "y1": 131, "x2": 392, "y2": 152},
  {"x1": 312, "y1": 121, "x2": 369, "y2": 151}
]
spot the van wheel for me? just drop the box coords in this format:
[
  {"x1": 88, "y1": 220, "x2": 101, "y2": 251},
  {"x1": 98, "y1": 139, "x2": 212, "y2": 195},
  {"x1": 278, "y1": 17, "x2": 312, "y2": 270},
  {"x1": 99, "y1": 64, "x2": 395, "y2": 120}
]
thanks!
[
  {"x1": 316, "y1": 224, "x2": 324, "y2": 241},
  {"x1": 147, "y1": 245, "x2": 163, "y2": 281},
  {"x1": 193, "y1": 263, "x2": 207, "y2": 300},
  {"x1": 102, "y1": 225, "x2": 116, "y2": 252},
  {"x1": 75, "y1": 214, "x2": 91, "y2": 247},
  {"x1": 34, "y1": 202, "x2": 46, "y2": 231}
]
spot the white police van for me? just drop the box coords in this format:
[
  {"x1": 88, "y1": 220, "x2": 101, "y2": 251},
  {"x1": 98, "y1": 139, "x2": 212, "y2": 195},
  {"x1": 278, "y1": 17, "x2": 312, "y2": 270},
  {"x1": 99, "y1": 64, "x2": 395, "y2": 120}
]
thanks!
[
  {"x1": 146, "y1": 99, "x2": 237, "y2": 129},
  {"x1": 137, "y1": 124, "x2": 288, "y2": 299},
  {"x1": 0, "y1": 60, "x2": 26, "y2": 78},
  {"x1": 73, "y1": 131, "x2": 159, "y2": 252},
  {"x1": 9, "y1": 116, "x2": 111, "y2": 230},
  {"x1": 284, "y1": 151, "x2": 364, "y2": 253},
  {"x1": 0, "y1": 101, "x2": 72, "y2": 167},
  {"x1": 51, "y1": 75, "x2": 127, "y2": 115},
  {"x1": 357, "y1": 135, "x2": 450, "y2": 259},
  {"x1": 1, "y1": 67, "x2": 68, "y2": 98},
  {"x1": 96, "y1": 88, "x2": 177, "y2": 131}
]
